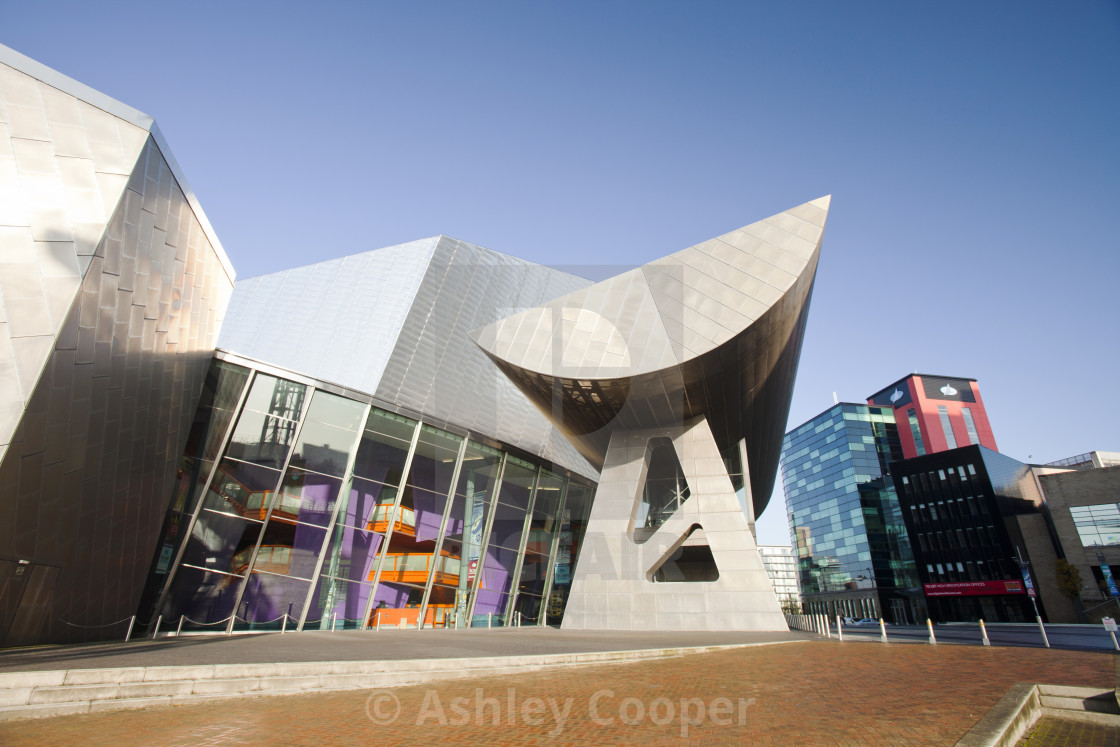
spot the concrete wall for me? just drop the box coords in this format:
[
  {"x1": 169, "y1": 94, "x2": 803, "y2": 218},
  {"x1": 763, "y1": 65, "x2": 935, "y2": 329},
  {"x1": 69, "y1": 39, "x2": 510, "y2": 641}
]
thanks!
[{"x1": 1040, "y1": 466, "x2": 1120, "y2": 623}]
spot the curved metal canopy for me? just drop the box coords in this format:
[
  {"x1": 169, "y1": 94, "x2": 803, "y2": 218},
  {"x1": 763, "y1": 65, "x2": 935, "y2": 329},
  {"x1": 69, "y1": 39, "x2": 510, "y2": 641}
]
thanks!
[{"x1": 471, "y1": 196, "x2": 829, "y2": 516}]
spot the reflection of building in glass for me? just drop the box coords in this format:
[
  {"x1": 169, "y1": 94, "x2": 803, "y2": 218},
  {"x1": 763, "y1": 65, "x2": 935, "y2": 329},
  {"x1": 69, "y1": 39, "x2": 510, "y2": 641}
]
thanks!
[
  {"x1": 781, "y1": 404, "x2": 921, "y2": 623},
  {"x1": 758, "y1": 546, "x2": 799, "y2": 609},
  {"x1": 142, "y1": 360, "x2": 596, "y2": 631}
]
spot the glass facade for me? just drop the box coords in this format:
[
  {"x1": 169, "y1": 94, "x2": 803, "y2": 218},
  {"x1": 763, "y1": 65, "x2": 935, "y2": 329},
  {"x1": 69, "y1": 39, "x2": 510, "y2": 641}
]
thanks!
[
  {"x1": 781, "y1": 404, "x2": 920, "y2": 623},
  {"x1": 1070, "y1": 504, "x2": 1120, "y2": 548},
  {"x1": 758, "y1": 545, "x2": 800, "y2": 609},
  {"x1": 937, "y1": 406, "x2": 958, "y2": 449},
  {"x1": 141, "y1": 360, "x2": 595, "y2": 632},
  {"x1": 961, "y1": 407, "x2": 979, "y2": 446},
  {"x1": 906, "y1": 408, "x2": 927, "y2": 456}
]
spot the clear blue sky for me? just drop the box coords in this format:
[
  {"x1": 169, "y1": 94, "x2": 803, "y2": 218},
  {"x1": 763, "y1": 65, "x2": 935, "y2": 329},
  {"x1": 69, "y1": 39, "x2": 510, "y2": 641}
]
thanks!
[{"x1": 6, "y1": 1, "x2": 1119, "y2": 545}]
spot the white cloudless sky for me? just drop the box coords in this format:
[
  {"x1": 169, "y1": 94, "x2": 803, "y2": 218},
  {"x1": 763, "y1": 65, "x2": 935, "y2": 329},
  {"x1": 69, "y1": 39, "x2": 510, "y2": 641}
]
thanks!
[{"x1": 5, "y1": 1, "x2": 1118, "y2": 545}]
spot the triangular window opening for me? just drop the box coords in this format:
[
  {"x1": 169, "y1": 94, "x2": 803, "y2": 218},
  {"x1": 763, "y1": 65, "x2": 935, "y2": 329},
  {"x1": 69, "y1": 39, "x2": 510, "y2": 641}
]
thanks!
[
  {"x1": 650, "y1": 524, "x2": 720, "y2": 583},
  {"x1": 634, "y1": 437, "x2": 691, "y2": 539}
]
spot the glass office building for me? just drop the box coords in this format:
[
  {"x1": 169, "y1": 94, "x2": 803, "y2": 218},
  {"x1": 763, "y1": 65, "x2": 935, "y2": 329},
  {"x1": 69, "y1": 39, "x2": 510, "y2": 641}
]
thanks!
[
  {"x1": 781, "y1": 404, "x2": 921, "y2": 623},
  {"x1": 139, "y1": 357, "x2": 595, "y2": 632}
]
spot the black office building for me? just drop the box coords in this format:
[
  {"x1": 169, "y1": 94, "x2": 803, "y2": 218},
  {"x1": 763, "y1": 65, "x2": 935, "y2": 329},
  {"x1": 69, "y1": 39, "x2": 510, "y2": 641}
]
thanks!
[{"x1": 891, "y1": 445, "x2": 1048, "y2": 623}]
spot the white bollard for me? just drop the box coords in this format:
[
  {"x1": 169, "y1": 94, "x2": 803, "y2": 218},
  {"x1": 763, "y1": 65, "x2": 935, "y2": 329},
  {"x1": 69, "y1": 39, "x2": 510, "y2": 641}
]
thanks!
[
  {"x1": 176, "y1": 615, "x2": 184, "y2": 637},
  {"x1": 151, "y1": 615, "x2": 162, "y2": 639},
  {"x1": 331, "y1": 613, "x2": 337, "y2": 632},
  {"x1": 488, "y1": 613, "x2": 493, "y2": 629},
  {"x1": 824, "y1": 614, "x2": 831, "y2": 639},
  {"x1": 836, "y1": 614, "x2": 843, "y2": 642},
  {"x1": 1035, "y1": 616, "x2": 1050, "y2": 648},
  {"x1": 879, "y1": 618, "x2": 888, "y2": 643},
  {"x1": 281, "y1": 613, "x2": 288, "y2": 634},
  {"x1": 927, "y1": 618, "x2": 936, "y2": 645},
  {"x1": 980, "y1": 619, "x2": 991, "y2": 646},
  {"x1": 125, "y1": 615, "x2": 135, "y2": 642}
]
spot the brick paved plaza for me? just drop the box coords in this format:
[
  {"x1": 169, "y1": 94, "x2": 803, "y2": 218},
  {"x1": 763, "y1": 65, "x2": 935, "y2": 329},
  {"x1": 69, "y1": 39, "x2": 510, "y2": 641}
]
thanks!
[{"x1": 0, "y1": 640, "x2": 1114, "y2": 745}]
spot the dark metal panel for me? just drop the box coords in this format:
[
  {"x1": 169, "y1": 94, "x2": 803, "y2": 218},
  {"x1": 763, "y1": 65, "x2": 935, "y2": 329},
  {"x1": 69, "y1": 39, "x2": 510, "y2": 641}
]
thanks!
[{"x1": 0, "y1": 135, "x2": 234, "y2": 646}]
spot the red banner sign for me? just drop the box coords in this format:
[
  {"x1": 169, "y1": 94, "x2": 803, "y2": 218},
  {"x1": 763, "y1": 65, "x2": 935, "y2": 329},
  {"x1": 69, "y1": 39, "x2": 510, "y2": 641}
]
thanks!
[{"x1": 923, "y1": 580, "x2": 1024, "y2": 597}]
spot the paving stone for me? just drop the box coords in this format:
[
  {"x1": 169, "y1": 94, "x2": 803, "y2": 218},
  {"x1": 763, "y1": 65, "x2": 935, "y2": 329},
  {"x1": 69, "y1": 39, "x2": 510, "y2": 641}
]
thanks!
[{"x1": 0, "y1": 641, "x2": 1113, "y2": 745}]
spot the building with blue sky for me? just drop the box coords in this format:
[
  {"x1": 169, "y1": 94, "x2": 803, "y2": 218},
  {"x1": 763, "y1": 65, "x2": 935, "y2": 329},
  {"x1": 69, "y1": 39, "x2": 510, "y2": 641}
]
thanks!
[
  {"x1": 781, "y1": 403, "x2": 920, "y2": 623},
  {"x1": 3, "y1": 2, "x2": 1118, "y2": 549},
  {"x1": 0, "y1": 43, "x2": 819, "y2": 643}
]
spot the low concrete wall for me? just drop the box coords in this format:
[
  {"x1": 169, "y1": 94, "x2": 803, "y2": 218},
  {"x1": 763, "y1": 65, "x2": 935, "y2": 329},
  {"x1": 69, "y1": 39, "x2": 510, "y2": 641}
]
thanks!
[{"x1": 955, "y1": 682, "x2": 1040, "y2": 747}]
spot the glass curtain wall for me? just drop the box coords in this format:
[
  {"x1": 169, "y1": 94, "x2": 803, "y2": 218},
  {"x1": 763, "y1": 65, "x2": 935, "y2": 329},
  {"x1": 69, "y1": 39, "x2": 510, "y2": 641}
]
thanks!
[
  {"x1": 471, "y1": 456, "x2": 537, "y2": 626},
  {"x1": 546, "y1": 481, "x2": 594, "y2": 625},
  {"x1": 134, "y1": 360, "x2": 250, "y2": 624},
  {"x1": 145, "y1": 360, "x2": 594, "y2": 631}
]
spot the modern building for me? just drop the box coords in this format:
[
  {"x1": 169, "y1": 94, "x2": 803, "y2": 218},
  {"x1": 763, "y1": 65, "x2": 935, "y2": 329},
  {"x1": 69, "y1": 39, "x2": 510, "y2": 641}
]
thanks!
[
  {"x1": 1038, "y1": 464, "x2": 1120, "y2": 622},
  {"x1": 0, "y1": 45, "x2": 826, "y2": 643},
  {"x1": 0, "y1": 45, "x2": 234, "y2": 647},
  {"x1": 137, "y1": 238, "x2": 605, "y2": 634},
  {"x1": 868, "y1": 374, "x2": 997, "y2": 460},
  {"x1": 780, "y1": 403, "x2": 922, "y2": 624},
  {"x1": 758, "y1": 545, "x2": 799, "y2": 611},
  {"x1": 890, "y1": 445, "x2": 1074, "y2": 623},
  {"x1": 145, "y1": 194, "x2": 829, "y2": 635}
]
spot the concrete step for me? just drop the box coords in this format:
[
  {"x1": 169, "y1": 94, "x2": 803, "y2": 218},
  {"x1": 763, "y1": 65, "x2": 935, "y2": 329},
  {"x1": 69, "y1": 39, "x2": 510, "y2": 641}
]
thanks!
[
  {"x1": 1037, "y1": 685, "x2": 1120, "y2": 715},
  {"x1": 0, "y1": 639, "x2": 786, "y2": 720},
  {"x1": 28, "y1": 680, "x2": 198, "y2": 705}
]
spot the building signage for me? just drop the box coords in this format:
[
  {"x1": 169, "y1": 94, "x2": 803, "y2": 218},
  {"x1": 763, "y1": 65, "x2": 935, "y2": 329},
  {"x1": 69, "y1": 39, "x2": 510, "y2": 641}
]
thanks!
[
  {"x1": 921, "y1": 377, "x2": 976, "y2": 403},
  {"x1": 869, "y1": 385, "x2": 911, "y2": 408},
  {"x1": 467, "y1": 492, "x2": 486, "y2": 584},
  {"x1": 923, "y1": 580, "x2": 1025, "y2": 597},
  {"x1": 554, "y1": 526, "x2": 572, "y2": 585},
  {"x1": 1020, "y1": 566, "x2": 1037, "y2": 598},
  {"x1": 155, "y1": 544, "x2": 174, "y2": 574},
  {"x1": 1102, "y1": 565, "x2": 1119, "y2": 596}
]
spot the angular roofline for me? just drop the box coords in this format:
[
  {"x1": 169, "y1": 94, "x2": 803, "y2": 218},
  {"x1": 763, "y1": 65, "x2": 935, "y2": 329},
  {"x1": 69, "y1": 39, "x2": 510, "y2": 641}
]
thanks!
[
  {"x1": 236, "y1": 234, "x2": 592, "y2": 283},
  {"x1": 0, "y1": 43, "x2": 236, "y2": 285}
]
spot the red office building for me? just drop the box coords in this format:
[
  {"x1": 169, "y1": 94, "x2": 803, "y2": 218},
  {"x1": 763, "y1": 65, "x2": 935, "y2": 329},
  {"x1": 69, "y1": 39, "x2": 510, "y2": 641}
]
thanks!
[{"x1": 867, "y1": 374, "x2": 997, "y2": 460}]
